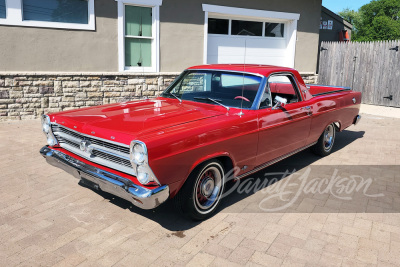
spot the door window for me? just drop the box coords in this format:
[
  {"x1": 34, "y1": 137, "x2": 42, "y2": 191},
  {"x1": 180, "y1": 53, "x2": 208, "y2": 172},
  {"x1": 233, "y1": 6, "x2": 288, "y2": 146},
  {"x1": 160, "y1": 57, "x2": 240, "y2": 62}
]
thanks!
[{"x1": 268, "y1": 75, "x2": 300, "y2": 105}]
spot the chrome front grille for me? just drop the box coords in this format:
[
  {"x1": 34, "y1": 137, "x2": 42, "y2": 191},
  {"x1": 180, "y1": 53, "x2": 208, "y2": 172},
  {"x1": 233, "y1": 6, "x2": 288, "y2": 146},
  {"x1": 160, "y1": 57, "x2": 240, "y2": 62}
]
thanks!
[{"x1": 51, "y1": 124, "x2": 134, "y2": 175}]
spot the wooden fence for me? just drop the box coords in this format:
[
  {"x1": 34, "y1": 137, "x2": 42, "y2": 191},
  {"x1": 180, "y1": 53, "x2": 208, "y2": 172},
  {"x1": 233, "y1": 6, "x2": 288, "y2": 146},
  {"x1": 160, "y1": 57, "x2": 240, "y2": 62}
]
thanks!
[{"x1": 318, "y1": 41, "x2": 400, "y2": 107}]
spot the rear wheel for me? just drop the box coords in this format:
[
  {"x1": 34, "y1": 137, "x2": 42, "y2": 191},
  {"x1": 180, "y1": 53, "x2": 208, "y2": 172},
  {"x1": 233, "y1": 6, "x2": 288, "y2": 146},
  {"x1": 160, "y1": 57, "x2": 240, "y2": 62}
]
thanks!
[
  {"x1": 312, "y1": 123, "x2": 336, "y2": 157},
  {"x1": 174, "y1": 160, "x2": 225, "y2": 221}
]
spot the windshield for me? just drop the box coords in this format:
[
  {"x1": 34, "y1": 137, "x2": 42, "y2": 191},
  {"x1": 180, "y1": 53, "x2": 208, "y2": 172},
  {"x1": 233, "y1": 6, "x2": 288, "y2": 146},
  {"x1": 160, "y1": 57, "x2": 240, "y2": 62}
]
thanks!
[{"x1": 161, "y1": 70, "x2": 262, "y2": 109}]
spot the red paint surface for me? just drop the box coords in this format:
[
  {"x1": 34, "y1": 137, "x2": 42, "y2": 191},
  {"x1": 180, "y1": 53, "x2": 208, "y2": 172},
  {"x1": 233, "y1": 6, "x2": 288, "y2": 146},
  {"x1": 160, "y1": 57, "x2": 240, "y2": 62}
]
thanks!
[{"x1": 48, "y1": 65, "x2": 361, "y2": 198}]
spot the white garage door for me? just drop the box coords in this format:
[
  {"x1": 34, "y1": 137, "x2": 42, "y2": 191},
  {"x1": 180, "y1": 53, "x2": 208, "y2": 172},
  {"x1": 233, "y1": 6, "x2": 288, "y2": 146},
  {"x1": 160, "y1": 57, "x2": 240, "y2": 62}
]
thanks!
[
  {"x1": 207, "y1": 18, "x2": 290, "y2": 67},
  {"x1": 203, "y1": 5, "x2": 300, "y2": 68}
]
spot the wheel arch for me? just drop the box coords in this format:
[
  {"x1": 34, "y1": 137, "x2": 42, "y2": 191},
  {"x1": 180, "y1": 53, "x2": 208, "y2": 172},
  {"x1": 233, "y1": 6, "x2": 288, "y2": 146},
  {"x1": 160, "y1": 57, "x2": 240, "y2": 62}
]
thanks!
[
  {"x1": 170, "y1": 153, "x2": 235, "y2": 199},
  {"x1": 321, "y1": 121, "x2": 341, "y2": 136}
]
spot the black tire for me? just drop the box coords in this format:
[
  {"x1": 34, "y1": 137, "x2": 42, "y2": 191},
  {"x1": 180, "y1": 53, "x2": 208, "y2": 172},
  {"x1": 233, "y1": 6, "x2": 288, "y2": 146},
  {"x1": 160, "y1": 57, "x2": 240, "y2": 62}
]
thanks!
[
  {"x1": 311, "y1": 123, "x2": 336, "y2": 157},
  {"x1": 174, "y1": 160, "x2": 225, "y2": 221}
]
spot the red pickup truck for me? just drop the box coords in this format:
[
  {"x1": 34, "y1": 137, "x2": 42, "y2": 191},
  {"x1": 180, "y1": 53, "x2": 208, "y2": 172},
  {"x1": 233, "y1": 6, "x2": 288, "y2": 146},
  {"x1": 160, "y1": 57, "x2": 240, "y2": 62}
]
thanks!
[{"x1": 40, "y1": 64, "x2": 361, "y2": 220}]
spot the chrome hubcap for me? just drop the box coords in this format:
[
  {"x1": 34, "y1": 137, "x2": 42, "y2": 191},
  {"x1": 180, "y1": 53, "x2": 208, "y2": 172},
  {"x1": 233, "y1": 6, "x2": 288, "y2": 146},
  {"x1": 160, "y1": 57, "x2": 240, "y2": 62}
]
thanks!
[
  {"x1": 201, "y1": 178, "x2": 215, "y2": 198},
  {"x1": 324, "y1": 125, "x2": 334, "y2": 151},
  {"x1": 195, "y1": 166, "x2": 222, "y2": 212}
]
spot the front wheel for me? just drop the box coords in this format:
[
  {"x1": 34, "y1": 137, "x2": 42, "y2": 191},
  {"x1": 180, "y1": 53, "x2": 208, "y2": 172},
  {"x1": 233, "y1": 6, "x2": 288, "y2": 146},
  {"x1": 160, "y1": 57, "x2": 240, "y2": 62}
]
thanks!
[
  {"x1": 174, "y1": 160, "x2": 225, "y2": 221},
  {"x1": 312, "y1": 123, "x2": 336, "y2": 157}
]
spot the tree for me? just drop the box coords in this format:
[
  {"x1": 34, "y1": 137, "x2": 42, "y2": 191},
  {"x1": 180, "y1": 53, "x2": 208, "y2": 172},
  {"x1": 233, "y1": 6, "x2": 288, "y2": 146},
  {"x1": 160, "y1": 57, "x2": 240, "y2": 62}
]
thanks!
[
  {"x1": 338, "y1": 8, "x2": 361, "y2": 26},
  {"x1": 343, "y1": 0, "x2": 400, "y2": 41}
]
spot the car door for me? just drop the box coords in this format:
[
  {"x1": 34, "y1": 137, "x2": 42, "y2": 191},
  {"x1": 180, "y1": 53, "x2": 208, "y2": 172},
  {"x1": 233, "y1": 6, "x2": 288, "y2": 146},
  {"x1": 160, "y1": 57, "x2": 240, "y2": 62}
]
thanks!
[{"x1": 255, "y1": 73, "x2": 312, "y2": 167}]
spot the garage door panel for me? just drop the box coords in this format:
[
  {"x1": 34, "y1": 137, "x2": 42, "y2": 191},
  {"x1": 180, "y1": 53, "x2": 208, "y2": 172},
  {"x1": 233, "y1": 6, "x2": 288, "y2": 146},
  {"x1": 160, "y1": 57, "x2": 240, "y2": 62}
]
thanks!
[
  {"x1": 207, "y1": 35, "x2": 289, "y2": 67},
  {"x1": 213, "y1": 55, "x2": 287, "y2": 66}
]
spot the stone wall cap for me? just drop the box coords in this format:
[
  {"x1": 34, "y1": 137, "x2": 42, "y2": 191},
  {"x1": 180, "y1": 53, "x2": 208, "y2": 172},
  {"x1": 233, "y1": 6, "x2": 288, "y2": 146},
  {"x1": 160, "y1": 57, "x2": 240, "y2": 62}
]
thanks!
[{"x1": 0, "y1": 72, "x2": 181, "y2": 76}]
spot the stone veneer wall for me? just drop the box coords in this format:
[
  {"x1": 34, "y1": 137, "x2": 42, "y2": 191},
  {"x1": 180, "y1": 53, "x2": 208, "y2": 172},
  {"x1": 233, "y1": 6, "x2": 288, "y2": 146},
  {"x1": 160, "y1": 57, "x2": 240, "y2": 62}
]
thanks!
[{"x1": 0, "y1": 73, "x2": 318, "y2": 121}]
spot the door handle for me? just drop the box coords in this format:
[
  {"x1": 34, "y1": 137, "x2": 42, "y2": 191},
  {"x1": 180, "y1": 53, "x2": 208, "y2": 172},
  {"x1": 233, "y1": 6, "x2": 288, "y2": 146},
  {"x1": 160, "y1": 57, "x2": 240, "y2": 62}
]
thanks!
[{"x1": 302, "y1": 106, "x2": 312, "y2": 116}]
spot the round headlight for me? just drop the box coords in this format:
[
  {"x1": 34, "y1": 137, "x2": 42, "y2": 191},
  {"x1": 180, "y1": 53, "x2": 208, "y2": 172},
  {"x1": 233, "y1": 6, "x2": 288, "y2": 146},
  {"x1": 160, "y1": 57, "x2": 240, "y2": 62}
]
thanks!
[
  {"x1": 47, "y1": 137, "x2": 57, "y2": 146},
  {"x1": 43, "y1": 123, "x2": 50, "y2": 133},
  {"x1": 42, "y1": 115, "x2": 51, "y2": 133},
  {"x1": 137, "y1": 165, "x2": 150, "y2": 184},
  {"x1": 133, "y1": 144, "x2": 146, "y2": 164}
]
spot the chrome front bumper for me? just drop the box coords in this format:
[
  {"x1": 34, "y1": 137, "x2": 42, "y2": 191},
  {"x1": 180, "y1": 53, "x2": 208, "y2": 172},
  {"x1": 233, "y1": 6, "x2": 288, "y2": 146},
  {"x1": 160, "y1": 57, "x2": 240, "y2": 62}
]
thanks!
[{"x1": 39, "y1": 146, "x2": 169, "y2": 210}]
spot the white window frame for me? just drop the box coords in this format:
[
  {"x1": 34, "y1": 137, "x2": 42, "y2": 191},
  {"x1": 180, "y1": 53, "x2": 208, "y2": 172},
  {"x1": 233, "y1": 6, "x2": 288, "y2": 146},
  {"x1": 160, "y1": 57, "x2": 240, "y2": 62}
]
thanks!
[
  {"x1": 0, "y1": 0, "x2": 95, "y2": 30},
  {"x1": 208, "y1": 16, "x2": 286, "y2": 39},
  {"x1": 116, "y1": 0, "x2": 162, "y2": 73},
  {"x1": 202, "y1": 4, "x2": 300, "y2": 68}
]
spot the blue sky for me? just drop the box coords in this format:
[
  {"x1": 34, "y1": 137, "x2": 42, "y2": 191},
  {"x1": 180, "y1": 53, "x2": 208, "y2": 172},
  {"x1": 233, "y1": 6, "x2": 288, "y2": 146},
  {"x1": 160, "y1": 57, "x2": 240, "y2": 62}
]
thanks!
[{"x1": 322, "y1": 0, "x2": 372, "y2": 13}]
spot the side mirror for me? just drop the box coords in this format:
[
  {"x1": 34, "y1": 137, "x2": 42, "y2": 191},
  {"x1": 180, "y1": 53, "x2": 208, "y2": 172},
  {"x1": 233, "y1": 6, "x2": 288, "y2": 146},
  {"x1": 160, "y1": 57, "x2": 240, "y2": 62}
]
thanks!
[{"x1": 272, "y1": 96, "x2": 288, "y2": 110}]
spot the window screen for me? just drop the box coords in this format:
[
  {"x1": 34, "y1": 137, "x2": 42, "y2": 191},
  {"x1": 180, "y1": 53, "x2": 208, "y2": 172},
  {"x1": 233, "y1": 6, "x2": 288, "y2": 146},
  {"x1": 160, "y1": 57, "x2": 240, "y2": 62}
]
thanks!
[
  {"x1": 0, "y1": 0, "x2": 6, "y2": 19},
  {"x1": 125, "y1": 5, "x2": 152, "y2": 37},
  {"x1": 208, "y1": 18, "x2": 229, "y2": 35},
  {"x1": 22, "y1": 0, "x2": 89, "y2": 24},
  {"x1": 231, "y1": 20, "x2": 263, "y2": 36},
  {"x1": 265, "y1": 23, "x2": 285, "y2": 37},
  {"x1": 125, "y1": 5, "x2": 153, "y2": 67}
]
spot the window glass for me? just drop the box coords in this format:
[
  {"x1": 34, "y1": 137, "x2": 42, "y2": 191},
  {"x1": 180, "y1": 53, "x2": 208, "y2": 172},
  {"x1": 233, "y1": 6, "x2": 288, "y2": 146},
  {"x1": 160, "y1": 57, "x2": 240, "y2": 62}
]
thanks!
[
  {"x1": 208, "y1": 18, "x2": 229, "y2": 35},
  {"x1": 22, "y1": 0, "x2": 89, "y2": 24},
  {"x1": 177, "y1": 73, "x2": 209, "y2": 93},
  {"x1": 221, "y1": 74, "x2": 260, "y2": 87},
  {"x1": 125, "y1": 5, "x2": 152, "y2": 37},
  {"x1": 0, "y1": 0, "x2": 5, "y2": 19},
  {"x1": 268, "y1": 75, "x2": 299, "y2": 104},
  {"x1": 164, "y1": 70, "x2": 262, "y2": 109},
  {"x1": 125, "y1": 38, "x2": 152, "y2": 67},
  {"x1": 265, "y1": 23, "x2": 285, "y2": 37},
  {"x1": 231, "y1": 20, "x2": 263, "y2": 36}
]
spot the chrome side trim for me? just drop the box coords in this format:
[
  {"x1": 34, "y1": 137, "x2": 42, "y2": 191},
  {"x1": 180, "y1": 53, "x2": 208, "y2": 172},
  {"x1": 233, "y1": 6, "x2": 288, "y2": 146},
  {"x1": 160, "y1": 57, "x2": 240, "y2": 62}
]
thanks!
[
  {"x1": 40, "y1": 146, "x2": 169, "y2": 210},
  {"x1": 311, "y1": 89, "x2": 351, "y2": 97},
  {"x1": 307, "y1": 84, "x2": 352, "y2": 90},
  {"x1": 235, "y1": 141, "x2": 318, "y2": 180}
]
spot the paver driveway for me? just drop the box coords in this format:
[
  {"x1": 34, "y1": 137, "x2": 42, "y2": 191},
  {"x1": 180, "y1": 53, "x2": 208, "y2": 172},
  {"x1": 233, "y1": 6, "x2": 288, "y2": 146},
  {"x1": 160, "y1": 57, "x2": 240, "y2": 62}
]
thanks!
[{"x1": 0, "y1": 108, "x2": 399, "y2": 266}]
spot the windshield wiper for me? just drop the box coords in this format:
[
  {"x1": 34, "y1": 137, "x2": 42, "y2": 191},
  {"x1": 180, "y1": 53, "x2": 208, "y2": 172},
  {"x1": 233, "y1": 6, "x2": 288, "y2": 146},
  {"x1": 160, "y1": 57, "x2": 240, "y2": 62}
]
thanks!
[
  {"x1": 165, "y1": 92, "x2": 182, "y2": 103},
  {"x1": 193, "y1": 97, "x2": 230, "y2": 111}
]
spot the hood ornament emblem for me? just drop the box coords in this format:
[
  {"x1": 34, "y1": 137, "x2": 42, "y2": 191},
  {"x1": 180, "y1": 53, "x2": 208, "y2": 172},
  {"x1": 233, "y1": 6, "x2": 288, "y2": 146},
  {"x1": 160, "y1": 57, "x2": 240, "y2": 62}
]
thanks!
[{"x1": 80, "y1": 139, "x2": 93, "y2": 154}]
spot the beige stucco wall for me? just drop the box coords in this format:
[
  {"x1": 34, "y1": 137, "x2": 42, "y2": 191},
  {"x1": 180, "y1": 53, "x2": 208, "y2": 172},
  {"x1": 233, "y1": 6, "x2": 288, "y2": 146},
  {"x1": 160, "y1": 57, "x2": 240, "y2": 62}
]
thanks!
[
  {"x1": 0, "y1": 0, "x2": 118, "y2": 72},
  {"x1": 0, "y1": 0, "x2": 321, "y2": 73},
  {"x1": 160, "y1": 0, "x2": 322, "y2": 73}
]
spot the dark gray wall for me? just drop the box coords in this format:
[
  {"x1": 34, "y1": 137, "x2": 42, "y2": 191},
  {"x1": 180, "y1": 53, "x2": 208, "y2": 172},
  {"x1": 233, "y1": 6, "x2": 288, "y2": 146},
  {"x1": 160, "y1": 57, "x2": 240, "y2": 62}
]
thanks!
[
  {"x1": 319, "y1": 7, "x2": 352, "y2": 43},
  {"x1": 317, "y1": 7, "x2": 352, "y2": 72}
]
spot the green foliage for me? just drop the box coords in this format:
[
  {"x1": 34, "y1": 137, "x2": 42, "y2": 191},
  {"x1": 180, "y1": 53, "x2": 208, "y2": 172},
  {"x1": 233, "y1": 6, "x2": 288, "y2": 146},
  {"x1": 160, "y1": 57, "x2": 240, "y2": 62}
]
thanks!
[
  {"x1": 338, "y1": 8, "x2": 361, "y2": 26},
  {"x1": 339, "y1": 0, "x2": 400, "y2": 41}
]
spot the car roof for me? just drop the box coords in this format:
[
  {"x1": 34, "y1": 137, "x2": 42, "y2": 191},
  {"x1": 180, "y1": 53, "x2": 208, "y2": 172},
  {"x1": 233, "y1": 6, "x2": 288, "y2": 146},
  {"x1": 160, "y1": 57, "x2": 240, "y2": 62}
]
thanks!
[{"x1": 187, "y1": 64, "x2": 296, "y2": 77}]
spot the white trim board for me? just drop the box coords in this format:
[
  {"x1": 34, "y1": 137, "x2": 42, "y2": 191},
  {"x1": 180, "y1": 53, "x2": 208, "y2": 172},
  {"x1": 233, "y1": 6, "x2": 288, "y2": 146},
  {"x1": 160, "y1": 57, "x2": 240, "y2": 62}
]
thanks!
[
  {"x1": 115, "y1": 0, "x2": 163, "y2": 6},
  {"x1": 0, "y1": 0, "x2": 95, "y2": 31},
  {"x1": 202, "y1": 4, "x2": 300, "y2": 21}
]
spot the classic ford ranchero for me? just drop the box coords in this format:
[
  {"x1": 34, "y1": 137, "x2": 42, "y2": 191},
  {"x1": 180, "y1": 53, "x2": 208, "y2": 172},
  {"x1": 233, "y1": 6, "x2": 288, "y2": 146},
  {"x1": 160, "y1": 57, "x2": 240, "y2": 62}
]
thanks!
[{"x1": 40, "y1": 64, "x2": 362, "y2": 220}]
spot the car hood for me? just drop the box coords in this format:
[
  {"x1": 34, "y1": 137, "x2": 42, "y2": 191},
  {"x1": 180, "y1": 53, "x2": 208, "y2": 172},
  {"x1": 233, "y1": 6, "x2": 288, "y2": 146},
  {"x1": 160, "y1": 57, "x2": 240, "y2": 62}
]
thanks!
[{"x1": 49, "y1": 98, "x2": 225, "y2": 145}]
